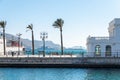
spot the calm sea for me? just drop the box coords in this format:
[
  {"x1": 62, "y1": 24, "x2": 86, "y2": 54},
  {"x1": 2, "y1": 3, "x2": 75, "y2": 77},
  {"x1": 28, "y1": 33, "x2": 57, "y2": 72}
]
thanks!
[
  {"x1": 0, "y1": 68, "x2": 120, "y2": 80},
  {"x1": 25, "y1": 49, "x2": 87, "y2": 55}
]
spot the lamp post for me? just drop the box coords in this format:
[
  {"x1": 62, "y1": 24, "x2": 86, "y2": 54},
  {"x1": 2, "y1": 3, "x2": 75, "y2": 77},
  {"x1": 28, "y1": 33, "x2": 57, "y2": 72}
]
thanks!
[
  {"x1": 16, "y1": 33, "x2": 22, "y2": 55},
  {"x1": 40, "y1": 32, "x2": 48, "y2": 57}
]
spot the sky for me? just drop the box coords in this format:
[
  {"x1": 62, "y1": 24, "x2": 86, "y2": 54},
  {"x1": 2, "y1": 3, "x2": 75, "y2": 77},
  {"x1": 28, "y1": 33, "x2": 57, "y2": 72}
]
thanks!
[{"x1": 0, "y1": 0, "x2": 120, "y2": 48}]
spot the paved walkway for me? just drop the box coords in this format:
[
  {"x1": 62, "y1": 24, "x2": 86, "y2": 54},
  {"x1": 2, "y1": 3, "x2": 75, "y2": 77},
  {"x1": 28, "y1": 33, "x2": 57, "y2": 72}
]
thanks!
[{"x1": 0, "y1": 54, "x2": 78, "y2": 58}]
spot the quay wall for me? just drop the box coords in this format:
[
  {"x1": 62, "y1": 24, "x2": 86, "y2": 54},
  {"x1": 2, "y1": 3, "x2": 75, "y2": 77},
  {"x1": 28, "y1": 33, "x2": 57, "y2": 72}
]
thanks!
[{"x1": 0, "y1": 57, "x2": 119, "y2": 68}]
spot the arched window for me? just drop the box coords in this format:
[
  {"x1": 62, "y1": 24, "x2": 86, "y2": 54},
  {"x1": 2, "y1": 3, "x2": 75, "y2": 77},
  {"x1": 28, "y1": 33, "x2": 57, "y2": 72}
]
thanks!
[
  {"x1": 95, "y1": 45, "x2": 101, "y2": 56},
  {"x1": 105, "y1": 45, "x2": 111, "y2": 56}
]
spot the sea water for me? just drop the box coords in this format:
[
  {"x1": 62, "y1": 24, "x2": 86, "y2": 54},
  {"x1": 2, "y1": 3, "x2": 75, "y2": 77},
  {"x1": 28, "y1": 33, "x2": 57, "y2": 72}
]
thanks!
[
  {"x1": 25, "y1": 49, "x2": 87, "y2": 55},
  {"x1": 0, "y1": 68, "x2": 120, "y2": 80}
]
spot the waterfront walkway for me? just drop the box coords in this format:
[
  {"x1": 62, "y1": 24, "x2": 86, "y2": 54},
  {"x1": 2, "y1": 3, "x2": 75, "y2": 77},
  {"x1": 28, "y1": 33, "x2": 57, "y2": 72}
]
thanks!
[
  {"x1": 0, "y1": 55, "x2": 119, "y2": 68},
  {"x1": 0, "y1": 54, "x2": 78, "y2": 58}
]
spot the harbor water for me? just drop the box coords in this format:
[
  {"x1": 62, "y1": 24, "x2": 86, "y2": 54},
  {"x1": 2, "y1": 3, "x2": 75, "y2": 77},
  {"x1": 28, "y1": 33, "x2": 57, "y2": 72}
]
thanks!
[
  {"x1": 25, "y1": 49, "x2": 87, "y2": 55},
  {"x1": 0, "y1": 68, "x2": 120, "y2": 80}
]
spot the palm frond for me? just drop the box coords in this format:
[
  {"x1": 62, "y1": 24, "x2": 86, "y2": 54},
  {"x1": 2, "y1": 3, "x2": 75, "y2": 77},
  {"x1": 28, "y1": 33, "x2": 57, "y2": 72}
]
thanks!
[
  {"x1": 0, "y1": 21, "x2": 6, "y2": 28},
  {"x1": 52, "y1": 22, "x2": 59, "y2": 28},
  {"x1": 26, "y1": 24, "x2": 33, "y2": 30},
  {"x1": 52, "y1": 18, "x2": 64, "y2": 29}
]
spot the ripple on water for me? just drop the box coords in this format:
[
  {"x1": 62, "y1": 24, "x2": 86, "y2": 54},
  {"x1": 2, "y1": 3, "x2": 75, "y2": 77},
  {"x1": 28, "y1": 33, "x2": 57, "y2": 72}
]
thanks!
[{"x1": 0, "y1": 68, "x2": 119, "y2": 80}]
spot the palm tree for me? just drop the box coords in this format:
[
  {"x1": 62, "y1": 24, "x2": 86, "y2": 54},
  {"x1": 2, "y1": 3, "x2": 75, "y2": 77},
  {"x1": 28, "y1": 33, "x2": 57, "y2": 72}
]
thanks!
[
  {"x1": 26, "y1": 24, "x2": 34, "y2": 55},
  {"x1": 0, "y1": 21, "x2": 6, "y2": 55},
  {"x1": 52, "y1": 18, "x2": 64, "y2": 55}
]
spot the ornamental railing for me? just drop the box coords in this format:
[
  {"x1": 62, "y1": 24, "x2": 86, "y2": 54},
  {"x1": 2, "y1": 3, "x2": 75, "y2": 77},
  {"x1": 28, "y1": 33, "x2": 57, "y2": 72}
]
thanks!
[
  {"x1": 0, "y1": 52, "x2": 120, "y2": 58},
  {"x1": 88, "y1": 37, "x2": 110, "y2": 40}
]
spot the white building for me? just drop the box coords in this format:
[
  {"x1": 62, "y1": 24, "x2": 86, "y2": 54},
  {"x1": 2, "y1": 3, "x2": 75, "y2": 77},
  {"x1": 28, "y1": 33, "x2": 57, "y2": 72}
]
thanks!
[
  {"x1": 87, "y1": 18, "x2": 120, "y2": 57},
  {"x1": 0, "y1": 36, "x2": 24, "y2": 56}
]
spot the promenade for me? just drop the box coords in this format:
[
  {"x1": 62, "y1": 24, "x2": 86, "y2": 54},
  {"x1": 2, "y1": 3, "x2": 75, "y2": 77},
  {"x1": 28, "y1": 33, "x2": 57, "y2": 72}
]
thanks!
[{"x1": 0, "y1": 54, "x2": 119, "y2": 68}]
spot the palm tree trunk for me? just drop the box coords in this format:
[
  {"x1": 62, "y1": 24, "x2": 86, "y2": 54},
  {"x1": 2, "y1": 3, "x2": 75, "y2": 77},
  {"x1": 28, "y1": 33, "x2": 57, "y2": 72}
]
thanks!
[
  {"x1": 43, "y1": 38, "x2": 45, "y2": 57},
  {"x1": 3, "y1": 28, "x2": 6, "y2": 55},
  {"x1": 32, "y1": 30, "x2": 34, "y2": 55},
  {"x1": 60, "y1": 29, "x2": 63, "y2": 55}
]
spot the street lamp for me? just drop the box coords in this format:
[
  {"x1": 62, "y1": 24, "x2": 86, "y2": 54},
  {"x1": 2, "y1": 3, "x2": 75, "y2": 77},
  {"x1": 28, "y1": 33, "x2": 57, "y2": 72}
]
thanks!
[
  {"x1": 40, "y1": 32, "x2": 48, "y2": 57},
  {"x1": 16, "y1": 33, "x2": 22, "y2": 55}
]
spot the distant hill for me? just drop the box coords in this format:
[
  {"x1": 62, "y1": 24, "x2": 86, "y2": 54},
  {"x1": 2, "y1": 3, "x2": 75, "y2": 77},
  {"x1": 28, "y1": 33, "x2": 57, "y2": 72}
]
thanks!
[
  {"x1": 5, "y1": 33, "x2": 60, "y2": 49},
  {"x1": 71, "y1": 46, "x2": 85, "y2": 49},
  {"x1": 0, "y1": 33, "x2": 85, "y2": 50}
]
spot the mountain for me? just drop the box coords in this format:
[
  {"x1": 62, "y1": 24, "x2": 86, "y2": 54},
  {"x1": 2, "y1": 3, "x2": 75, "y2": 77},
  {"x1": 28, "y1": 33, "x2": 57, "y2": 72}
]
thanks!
[
  {"x1": 4, "y1": 33, "x2": 60, "y2": 49},
  {"x1": 66, "y1": 46, "x2": 86, "y2": 50},
  {"x1": 1, "y1": 33, "x2": 85, "y2": 50},
  {"x1": 22, "y1": 39, "x2": 60, "y2": 49}
]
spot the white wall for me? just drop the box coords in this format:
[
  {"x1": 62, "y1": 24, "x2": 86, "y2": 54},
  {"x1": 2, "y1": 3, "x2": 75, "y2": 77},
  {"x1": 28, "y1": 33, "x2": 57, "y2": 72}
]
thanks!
[{"x1": 87, "y1": 18, "x2": 120, "y2": 57}]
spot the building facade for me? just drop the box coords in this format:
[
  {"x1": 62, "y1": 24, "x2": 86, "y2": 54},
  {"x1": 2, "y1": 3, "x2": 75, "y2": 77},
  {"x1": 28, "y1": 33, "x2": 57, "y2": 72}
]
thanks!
[
  {"x1": 87, "y1": 18, "x2": 120, "y2": 57},
  {"x1": 0, "y1": 36, "x2": 24, "y2": 56}
]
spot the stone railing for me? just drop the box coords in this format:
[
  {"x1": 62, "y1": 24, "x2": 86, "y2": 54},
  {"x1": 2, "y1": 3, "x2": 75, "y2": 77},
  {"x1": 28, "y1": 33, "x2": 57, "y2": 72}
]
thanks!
[{"x1": 87, "y1": 36, "x2": 111, "y2": 43}]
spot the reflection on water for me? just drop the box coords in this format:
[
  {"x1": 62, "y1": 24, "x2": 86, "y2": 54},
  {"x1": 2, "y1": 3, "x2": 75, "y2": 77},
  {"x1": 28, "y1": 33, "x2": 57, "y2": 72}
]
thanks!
[{"x1": 0, "y1": 68, "x2": 119, "y2": 80}]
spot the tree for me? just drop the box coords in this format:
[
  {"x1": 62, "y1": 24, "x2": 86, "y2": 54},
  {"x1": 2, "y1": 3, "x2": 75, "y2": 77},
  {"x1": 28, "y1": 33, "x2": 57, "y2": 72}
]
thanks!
[
  {"x1": 26, "y1": 24, "x2": 34, "y2": 55},
  {"x1": 0, "y1": 21, "x2": 6, "y2": 55},
  {"x1": 52, "y1": 18, "x2": 64, "y2": 55}
]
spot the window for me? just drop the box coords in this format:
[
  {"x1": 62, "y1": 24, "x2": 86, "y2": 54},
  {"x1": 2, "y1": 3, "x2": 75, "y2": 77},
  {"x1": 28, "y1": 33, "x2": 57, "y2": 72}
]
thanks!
[
  {"x1": 105, "y1": 45, "x2": 111, "y2": 56},
  {"x1": 95, "y1": 45, "x2": 101, "y2": 56}
]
